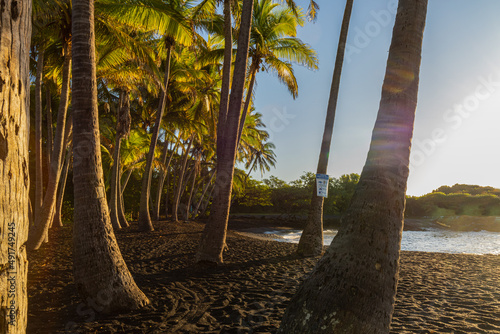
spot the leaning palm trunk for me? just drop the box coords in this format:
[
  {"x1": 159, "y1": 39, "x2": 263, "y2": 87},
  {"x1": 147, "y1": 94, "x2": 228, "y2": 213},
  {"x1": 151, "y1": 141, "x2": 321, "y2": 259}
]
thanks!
[
  {"x1": 46, "y1": 87, "x2": 53, "y2": 169},
  {"x1": 117, "y1": 168, "x2": 129, "y2": 228},
  {"x1": 35, "y1": 51, "x2": 44, "y2": 217},
  {"x1": 172, "y1": 136, "x2": 194, "y2": 222},
  {"x1": 0, "y1": 0, "x2": 31, "y2": 332},
  {"x1": 71, "y1": 0, "x2": 149, "y2": 312},
  {"x1": 278, "y1": 1, "x2": 427, "y2": 332},
  {"x1": 53, "y1": 143, "x2": 72, "y2": 228},
  {"x1": 28, "y1": 46, "x2": 72, "y2": 251},
  {"x1": 297, "y1": 0, "x2": 353, "y2": 257},
  {"x1": 153, "y1": 139, "x2": 178, "y2": 221},
  {"x1": 237, "y1": 60, "x2": 258, "y2": 145},
  {"x1": 217, "y1": 0, "x2": 233, "y2": 142},
  {"x1": 138, "y1": 44, "x2": 172, "y2": 231},
  {"x1": 196, "y1": 0, "x2": 255, "y2": 264},
  {"x1": 184, "y1": 156, "x2": 201, "y2": 220},
  {"x1": 110, "y1": 90, "x2": 131, "y2": 230},
  {"x1": 192, "y1": 169, "x2": 215, "y2": 219}
]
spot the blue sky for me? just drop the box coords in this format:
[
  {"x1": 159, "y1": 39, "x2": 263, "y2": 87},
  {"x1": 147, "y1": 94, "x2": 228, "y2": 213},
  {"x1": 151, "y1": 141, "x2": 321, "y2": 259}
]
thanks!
[{"x1": 250, "y1": 0, "x2": 500, "y2": 196}]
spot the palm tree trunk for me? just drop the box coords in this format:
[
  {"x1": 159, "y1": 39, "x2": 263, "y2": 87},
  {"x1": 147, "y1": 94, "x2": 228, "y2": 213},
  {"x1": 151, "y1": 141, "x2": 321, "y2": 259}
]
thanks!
[
  {"x1": 153, "y1": 138, "x2": 179, "y2": 221},
  {"x1": 297, "y1": 0, "x2": 353, "y2": 257},
  {"x1": 172, "y1": 136, "x2": 194, "y2": 222},
  {"x1": 192, "y1": 169, "x2": 216, "y2": 219},
  {"x1": 111, "y1": 90, "x2": 131, "y2": 229},
  {"x1": 200, "y1": 183, "x2": 217, "y2": 218},
  {"x1": 109, "y1": 133, "x2": 123, "y2": 230},
  {"x1": 164, "y1": 168, "x2": 170, "y2": 218},
  {"x1": 138, "y1": 44, "x2": 172, "y2": 231},
  {"x1": 278, "y1": 1, "x2": 428, "y2": 332},
  {"x1": 117, "y1": 168, "x2": 129, "y2": 228},
  {"x1": 46, "y1": 87, "x2": 53, "y2": 169},
  {"x1": 0, "y1": 1, "x2": 31, "y2": 331},
  {"x1": 120, "y1": 168, "x2": 133, "y2": 197},
  {"x1": 196, "y1": 0, "x2": 255, "y2": 264},
  {"x1": 184, "y1": 158, "x2": 200, "y2": 220},
  {"x1": 237, "y1": 61, "x2": 258, "y2": 145},
  {"x1": 28, "y1": 45, "x2": 72, "y2": 250},
  {"x1": 71, "y1": 0, "x2": 149, "y2": 312},
  {"x1": 35, "y1": 51, "x2": 44, "y2": 217},
  {"x1": 217, "y1": 0, "x2": 233, "y2": 140},
  {"x1": 53, "y1": 143, "x2": 72, "y2": 228}
]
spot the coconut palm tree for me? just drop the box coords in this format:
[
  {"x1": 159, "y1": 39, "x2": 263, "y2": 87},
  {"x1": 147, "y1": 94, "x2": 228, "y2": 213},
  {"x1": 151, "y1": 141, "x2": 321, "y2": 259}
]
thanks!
[
  {"x1": 195, "y1": 0, "x2": 255, "y2": 264},
  {"x1": 71, "y1": 0, "x2": 149, "y2": 312},
  {"x1": 1, "y1": 1, "x2": 31, "y2": 332},
  {"x1": 237, "y1": 0, "x2": 318, "y2": 143},
  {"x1": 278, "y1": 1, "x2": 428, "y2": 332},
  {"x1": 296, "y1": 0, "x2": 353, "y2": 257}
]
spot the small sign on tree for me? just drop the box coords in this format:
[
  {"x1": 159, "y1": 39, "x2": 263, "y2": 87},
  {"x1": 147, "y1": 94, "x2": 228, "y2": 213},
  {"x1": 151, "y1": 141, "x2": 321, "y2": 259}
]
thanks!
[{"x1": 316, "y1": 174, "x2": 329, "y2": 198}]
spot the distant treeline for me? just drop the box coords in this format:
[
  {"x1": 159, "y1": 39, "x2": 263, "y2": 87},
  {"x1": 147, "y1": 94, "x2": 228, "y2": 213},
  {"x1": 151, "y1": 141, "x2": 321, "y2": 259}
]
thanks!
[
  {"x1": 232, "y1": 172, "x2": 360, "y2": 216},
  {"x1": 231, "y1": 173, "x2": 359, "y2": 215},
  {"x1": 233, "y1": 175, "x2": 500, "y2": 218},
  {"x1": 405, "y1": 184, "x2": 500, "y2": 217}
]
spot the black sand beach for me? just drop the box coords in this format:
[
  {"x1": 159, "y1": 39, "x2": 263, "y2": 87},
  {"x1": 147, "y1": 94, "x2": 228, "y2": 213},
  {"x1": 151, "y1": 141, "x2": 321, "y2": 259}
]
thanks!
[{"x1": 27, "y1": 219, "x2": 500, "y2": 333}]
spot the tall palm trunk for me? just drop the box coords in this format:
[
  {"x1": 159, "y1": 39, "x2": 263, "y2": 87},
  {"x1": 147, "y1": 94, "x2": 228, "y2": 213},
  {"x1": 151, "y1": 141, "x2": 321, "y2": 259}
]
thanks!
[
  {"x1": 35, "y1": 51, "x2": 44, "y2": 217},
  {"x1": 53, "y1": 143, "x2": 72, "y2": 228},
  {"x1": 192, "y1": 169, "x2": 216, "y2": 219},
  {"x1": 172, "y1": 135, "x2": 194, "y2": 222},
  {"x1": 278, "y1": 1, "x2": 428, "y2": 332},
  {"x1": 184, "y1": 156, "x2": 200, "y2": 220},
  {"x1": 196, "y1": 0, "x2": 255, "y2": 264},
  {"x1": 0, "y1": 0, "x2": 31, "y2": 332},
  {"x1": 164, "y1": 168, "x2": 170, "y2": 217},
  {"x1": 71, "y1": 0, "x2": 149, "y2": 312},
  {"x1": 28, "y1": 45, "x2": 72, "y2": 250},
  {"x1": 138, "y1": 44, "x2": 172, "y2": 231},
  {"x1": 110, "y1": 133, "x2": 123, "y2": 230},
  {"x1": 216, "y1": 0, "x2": 233, "y2": 143},
  {"x1": 117, "y1": 168, "x2": 129, "y2": 228},
  {"x1": 110, "y1": 90, "x2": 131, "y2": 230},
  {"x1": 46, "y1": 87, "x2": 53, "y2": 169},
  {"x1": 237, "y1": 59, "x2": 258, "y2": 145},
  {"x1": 297, "y1": 0, "x2": 353, "y2": 257},
  {"x1": 153, "y1": 139, "x2": 179, "y2": 221}
]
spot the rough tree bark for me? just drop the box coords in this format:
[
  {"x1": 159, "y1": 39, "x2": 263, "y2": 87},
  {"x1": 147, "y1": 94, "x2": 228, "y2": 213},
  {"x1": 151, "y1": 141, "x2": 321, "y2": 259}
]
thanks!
[
  {"x1": 0, "y1": 0, "x2": 31, "y2": 332},
  {"x1": 297, "y1": 0, "x2": 353, "y2": 257},
  {"x1": 278, "y1": 1, "x2": 428, "y2": 332},
  {"x1": 71, "y1": 0, "x2": 149, "y2": 313}
]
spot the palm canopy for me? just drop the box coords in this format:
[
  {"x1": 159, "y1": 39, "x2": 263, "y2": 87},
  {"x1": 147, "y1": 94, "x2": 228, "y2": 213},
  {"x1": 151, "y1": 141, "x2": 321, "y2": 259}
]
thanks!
[{"x1": 249, "y1": 0, "x2": 318, "y2": 98}]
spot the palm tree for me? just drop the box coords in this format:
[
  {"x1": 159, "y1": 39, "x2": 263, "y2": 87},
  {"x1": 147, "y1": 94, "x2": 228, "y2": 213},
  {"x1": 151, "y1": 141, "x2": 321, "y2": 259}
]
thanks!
[
  {"x1": 1, "y1": 1, "x2": 31, "y2": 332},
  {"x1": 296, "y1": 0, "x2": 353, "y2": 257},
  {"x1": 278, "y1": 1, "x2": 428, "y2": 332},
  {"x1": 244, "y1": 141, "x2": 276, "y2": 181},
  {"x1": 71, "y1": 0, "x2": 149, "y2": 312},
  {"x1": 237, "y1": 0, "x2": 318, "y2": 143},
  {"x1": 195, "y1": 0, "x2": 255, "y2": 264}
]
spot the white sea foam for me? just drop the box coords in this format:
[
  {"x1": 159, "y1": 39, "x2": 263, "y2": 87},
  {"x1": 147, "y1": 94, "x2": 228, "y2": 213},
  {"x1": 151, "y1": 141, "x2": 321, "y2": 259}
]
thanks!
[{"x1": 262, "y1": 228, "x2": 500, "y2": 255}]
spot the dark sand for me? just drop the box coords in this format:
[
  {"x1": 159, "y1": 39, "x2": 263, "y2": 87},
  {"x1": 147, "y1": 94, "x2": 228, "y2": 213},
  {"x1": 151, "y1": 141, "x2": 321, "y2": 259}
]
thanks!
[{"x1": 27, "y1": 219, "x2": 500, "y2": 333}]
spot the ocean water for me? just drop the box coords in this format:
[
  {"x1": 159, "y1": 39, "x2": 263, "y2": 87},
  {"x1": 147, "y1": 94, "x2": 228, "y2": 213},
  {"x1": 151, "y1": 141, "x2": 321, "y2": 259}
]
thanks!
[{"x1": 263, "y1": 229, "x2": 500, "y2": 255}]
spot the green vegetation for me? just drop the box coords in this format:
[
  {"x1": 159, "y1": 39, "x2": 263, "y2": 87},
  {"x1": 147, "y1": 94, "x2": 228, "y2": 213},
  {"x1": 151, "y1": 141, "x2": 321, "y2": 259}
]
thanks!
[
  {"x1": 233, "y1": 177, "x2": 500, "y2": 219},
  {"x1": 406, "y1": 184, "x2": 500, "y2": 217},
  {"x1": 232, "y1": 172, "x2": 360, "y2": 216}
]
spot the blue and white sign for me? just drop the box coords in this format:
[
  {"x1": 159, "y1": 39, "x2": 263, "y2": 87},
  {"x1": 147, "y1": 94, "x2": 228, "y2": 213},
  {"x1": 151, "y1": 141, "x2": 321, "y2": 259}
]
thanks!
[{"x1": 316, "y1": 174, "x2": 329, "y2": 198}]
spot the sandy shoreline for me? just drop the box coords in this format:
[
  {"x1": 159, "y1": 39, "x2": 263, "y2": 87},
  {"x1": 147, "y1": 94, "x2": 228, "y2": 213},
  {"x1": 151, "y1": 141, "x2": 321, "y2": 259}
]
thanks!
[{"x1": 27, "y1": 219, "x2": 500, "y2": 333}]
